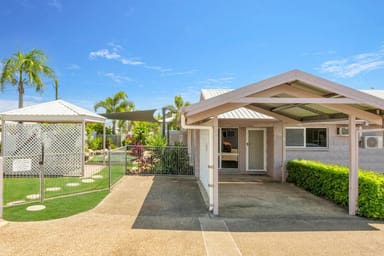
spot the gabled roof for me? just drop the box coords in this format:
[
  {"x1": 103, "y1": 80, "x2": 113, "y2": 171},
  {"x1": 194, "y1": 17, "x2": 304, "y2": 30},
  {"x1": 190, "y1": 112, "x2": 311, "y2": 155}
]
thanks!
[
  {"x1": 182, "y1": 69, "x2": 384, "y2": 125},
  {"x1": 201, "y1": 89, "x2": 274, "y2": 120},
  {"x1": 1, "y1": 99, "x2": 106, "y2": 123}
]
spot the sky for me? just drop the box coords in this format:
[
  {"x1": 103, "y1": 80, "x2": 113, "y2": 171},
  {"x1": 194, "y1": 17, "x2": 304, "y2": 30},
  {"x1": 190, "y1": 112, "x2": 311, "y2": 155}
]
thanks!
[{"x1": 1, "y1": 0, "x2": 384, "y2": 114}]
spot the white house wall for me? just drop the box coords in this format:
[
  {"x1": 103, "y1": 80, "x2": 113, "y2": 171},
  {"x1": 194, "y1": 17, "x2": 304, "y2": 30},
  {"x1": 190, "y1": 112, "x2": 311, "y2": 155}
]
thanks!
[
  {"x1": 285, "y1": 124, "x2": 384, "y2": 173},
  {"x1": 199, "y1": 129, "x2": 210, "y2": 197}
]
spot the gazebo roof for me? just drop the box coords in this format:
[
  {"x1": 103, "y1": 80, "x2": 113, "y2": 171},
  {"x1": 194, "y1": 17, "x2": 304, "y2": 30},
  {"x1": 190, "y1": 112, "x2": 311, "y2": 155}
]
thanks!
[{"x1": 0, "y1": 99, "x2": 106, "y2": 123}]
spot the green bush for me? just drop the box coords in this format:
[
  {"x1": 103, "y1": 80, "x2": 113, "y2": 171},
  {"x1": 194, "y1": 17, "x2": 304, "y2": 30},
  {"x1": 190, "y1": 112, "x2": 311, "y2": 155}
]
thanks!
[
  {"x1": 287, "y1": 159, "x2": 384, "y2": 219},
  {"x1": 88, "y1": 137, "x2": 103, "y2": 150}
]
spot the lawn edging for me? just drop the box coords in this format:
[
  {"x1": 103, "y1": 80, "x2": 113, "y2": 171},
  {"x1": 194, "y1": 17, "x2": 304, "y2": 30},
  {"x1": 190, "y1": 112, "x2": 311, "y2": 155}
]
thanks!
[{"x1": 286, "y1": 159, "x2": 384, "y2": 219}]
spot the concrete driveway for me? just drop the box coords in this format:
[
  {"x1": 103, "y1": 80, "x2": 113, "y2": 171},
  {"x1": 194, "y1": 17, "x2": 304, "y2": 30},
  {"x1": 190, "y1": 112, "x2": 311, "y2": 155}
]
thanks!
[{"x1": 0, "y1": 175, "x2": 383, "y2": 256}]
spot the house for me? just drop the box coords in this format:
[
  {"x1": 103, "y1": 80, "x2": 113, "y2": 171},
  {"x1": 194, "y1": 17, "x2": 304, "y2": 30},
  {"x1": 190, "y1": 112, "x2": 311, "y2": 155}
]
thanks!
[{"x1": 180, "y1": 69, "x2": 384, "y2": 216}]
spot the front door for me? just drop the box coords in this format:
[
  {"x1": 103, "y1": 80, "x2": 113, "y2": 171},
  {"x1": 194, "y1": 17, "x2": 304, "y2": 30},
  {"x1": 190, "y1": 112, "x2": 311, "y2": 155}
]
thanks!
[{"x1": 246, "y1": 128, "x2": 266, "y2": 171}]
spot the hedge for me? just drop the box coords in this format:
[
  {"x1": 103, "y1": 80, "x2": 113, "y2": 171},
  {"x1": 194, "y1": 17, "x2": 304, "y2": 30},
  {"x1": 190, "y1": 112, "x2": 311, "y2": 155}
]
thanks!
[{"x1": 286, "y1": 159, "x2": 384, "y2": 219}]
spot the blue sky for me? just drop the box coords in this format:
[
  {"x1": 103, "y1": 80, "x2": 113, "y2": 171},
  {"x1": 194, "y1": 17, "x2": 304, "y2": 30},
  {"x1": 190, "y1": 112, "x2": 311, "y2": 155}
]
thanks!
[{"x1": 1, "y1": 0, "x2": 384, "y2": 113}]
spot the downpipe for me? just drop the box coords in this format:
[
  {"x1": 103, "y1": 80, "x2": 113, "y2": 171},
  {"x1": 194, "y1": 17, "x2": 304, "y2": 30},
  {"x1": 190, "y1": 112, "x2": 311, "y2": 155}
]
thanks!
[{"x1": 181, "y1": 114, "x2": 214, "y2": 212}]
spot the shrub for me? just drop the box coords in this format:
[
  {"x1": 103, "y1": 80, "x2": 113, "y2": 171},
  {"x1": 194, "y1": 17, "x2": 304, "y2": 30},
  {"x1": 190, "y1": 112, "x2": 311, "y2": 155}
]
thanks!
[
  {"x1": 88, "y1": 137, "x2": 103, "y2": 150},
  {"x1": 287, "y1": 159, "x2": 384, "y2": 219}
]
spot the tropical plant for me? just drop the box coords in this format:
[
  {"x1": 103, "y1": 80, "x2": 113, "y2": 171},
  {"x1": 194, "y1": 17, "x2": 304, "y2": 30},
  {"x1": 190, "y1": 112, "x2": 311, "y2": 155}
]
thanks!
[
  {"x1": 165, "y1": 95, "x2": 190, "y2": 130},
  {"x1": 0, "y1": 49, "x2": 57, "y2": 108},
  {"x1": 94, "y1": 91, "x2": 135, "y2": 134}
]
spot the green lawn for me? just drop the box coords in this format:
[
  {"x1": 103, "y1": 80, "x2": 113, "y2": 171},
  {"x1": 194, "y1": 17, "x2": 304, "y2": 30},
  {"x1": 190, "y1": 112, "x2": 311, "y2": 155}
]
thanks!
[
  {"x1": 87, "y1": 152, "x2": 136, "y2": 163},
  {"x1": 3, "y1": 190, "x2": 109, "y2": 221},
  {"x1": 3, "y1": 165, "x2": 125, "y2": 205}
]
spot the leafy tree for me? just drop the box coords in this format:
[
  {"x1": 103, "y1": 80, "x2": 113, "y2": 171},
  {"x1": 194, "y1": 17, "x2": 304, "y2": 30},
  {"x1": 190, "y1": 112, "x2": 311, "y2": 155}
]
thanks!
[
  {"x1": 94, "y1": 91, "x2": 135, "y2": 134},
  {"x1": 129, "y1": 121, "x2": 161, "y2": 145},
  {"x1": 0, "y1": 49, "x2": 57, "y2": 108},
  {"x1": 165, "y1": 95, "x2": 190, "y2": 130}
]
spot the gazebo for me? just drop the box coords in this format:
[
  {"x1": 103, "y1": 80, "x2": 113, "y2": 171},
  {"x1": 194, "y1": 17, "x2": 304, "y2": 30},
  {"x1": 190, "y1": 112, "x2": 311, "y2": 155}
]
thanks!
[{"x1": 0, "y1": 100, "x2": 106, "y2": 176}]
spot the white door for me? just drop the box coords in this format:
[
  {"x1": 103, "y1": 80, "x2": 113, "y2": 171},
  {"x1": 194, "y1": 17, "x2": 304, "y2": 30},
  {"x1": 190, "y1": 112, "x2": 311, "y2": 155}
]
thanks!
[{"x1": 246, "y1": 128, "x2": 266, "y2": 171}]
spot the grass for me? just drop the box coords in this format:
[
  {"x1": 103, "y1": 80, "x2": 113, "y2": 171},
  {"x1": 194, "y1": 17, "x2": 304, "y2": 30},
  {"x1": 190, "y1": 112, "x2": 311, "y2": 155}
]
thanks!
[
  {"x1": 87, "y1": 153, "x2": 136, "y2": 163},
  {"x1": 3, "y1": 190, "x2": 109, "y2": 221},
  {"x1": 3, "y1": 165, "x2": 125, "y2": 205}
]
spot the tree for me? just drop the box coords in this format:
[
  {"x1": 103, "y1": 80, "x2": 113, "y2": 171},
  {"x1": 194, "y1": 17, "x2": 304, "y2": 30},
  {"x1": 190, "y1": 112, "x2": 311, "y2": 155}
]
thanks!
[
  {"x1": 94, "y1": 91, "x2": 135, "y2": 134},
  {"x1": 0, "y1": 49, "x2": 57, "y2": 108},
  {"x1": 165, "y1": 95, "x2": 190, "y2": 130}
]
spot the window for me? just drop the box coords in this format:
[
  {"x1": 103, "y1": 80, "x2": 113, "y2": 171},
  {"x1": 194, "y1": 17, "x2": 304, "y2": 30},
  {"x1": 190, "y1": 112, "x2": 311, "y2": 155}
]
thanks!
[
  {"x1": 286, "y1": 128, "x2": 327, "y2": 148},
  {"x1": 219, "y1": 128, "x2": 238, "y2": 168}
]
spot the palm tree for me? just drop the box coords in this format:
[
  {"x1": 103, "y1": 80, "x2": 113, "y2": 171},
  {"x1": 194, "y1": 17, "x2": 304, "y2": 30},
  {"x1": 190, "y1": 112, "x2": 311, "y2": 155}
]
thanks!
[
  {"x1": 94, "y1": 91, "x2": 135, "y2": 134},
  {"x1": 0, "y1": 49, "x2": 57, "y2": 108},
  {"x1": 166, "y1": 95, "x2": 190, "y2": 130}
]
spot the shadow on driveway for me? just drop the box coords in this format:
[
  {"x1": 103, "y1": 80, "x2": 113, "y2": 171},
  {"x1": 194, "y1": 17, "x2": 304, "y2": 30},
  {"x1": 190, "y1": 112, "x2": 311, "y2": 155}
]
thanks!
[
  {"x1": 131, "y1": 175, "x2": 384, "y2": 232},
  {"x1": 131, "y1": 175, "x2": 207, "y2": 231}
]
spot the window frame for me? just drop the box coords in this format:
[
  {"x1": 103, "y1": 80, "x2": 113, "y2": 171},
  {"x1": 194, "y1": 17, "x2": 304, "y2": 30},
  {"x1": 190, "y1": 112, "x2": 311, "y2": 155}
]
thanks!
[{"x1": 285, "y1": 127, "x2": 328, "y2": 149}]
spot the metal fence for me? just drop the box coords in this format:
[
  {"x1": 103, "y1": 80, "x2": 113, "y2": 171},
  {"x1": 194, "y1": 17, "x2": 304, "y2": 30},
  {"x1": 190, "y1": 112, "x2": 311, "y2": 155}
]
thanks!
[
  {"x1": 125, "y1": 145, "x2": 194, "y2": 175},
  {"x1": 2, "y1": 146, "x2": 126, "y2": 208}
]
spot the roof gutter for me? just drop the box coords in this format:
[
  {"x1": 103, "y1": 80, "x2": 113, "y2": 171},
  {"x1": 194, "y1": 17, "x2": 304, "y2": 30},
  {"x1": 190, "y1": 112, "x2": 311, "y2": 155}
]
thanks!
[{"x1": 181, "y1": 114, "x2": 214, "y2": 213}]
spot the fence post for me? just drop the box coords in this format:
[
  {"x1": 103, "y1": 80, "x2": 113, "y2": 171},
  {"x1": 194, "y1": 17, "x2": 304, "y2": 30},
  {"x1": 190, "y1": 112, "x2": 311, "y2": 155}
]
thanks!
[
  {"x1": 39, "y1": 144, "x2": 45, "y2": 203},
  {"x1": 0, "y1": 157, "x2": 3, "y2": 218},
  {"x1": 108, "y1": 148, "x2": 111, "y2": 191},
  {"x1": 124, "y1": 145, "x2": 127, "y2": 175}
]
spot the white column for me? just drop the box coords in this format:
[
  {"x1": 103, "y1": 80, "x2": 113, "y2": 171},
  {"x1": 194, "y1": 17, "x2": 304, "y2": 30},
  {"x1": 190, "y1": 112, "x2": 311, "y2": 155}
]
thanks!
[
  {"x1": 349, "y1": 114, "x2": 358, "y2": 215},
  {"x1": 81, "y1": 121, "x2": 85, "y2": 176},
  {"x1": 1, "y1": 119, "x2": 4, "y2": 218},
  {"x1": 212, "y1": 117, "x2": 219, "y2": 215},
  {"x1": 281, "y1": 122, "x2": 286, "y2": 183},
  {"x1": 0, "y1": 156, "x2": 3, "y2": 218}
]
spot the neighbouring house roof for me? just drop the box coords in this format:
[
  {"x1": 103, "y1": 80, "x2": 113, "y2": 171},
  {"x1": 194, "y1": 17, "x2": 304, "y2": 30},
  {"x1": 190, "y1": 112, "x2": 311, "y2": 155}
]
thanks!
[
  {"x1": 0, "y1": 99, "x2": 106, "y2": 123},
  {"x1": 182, "y1": 69, "x2": 384, "y2": 125},
  {"x1": 201, "y1": 89, "x2": 274, "y2": 120},
  {"x1": 360, "y1": 90, "x2": 384, "y2": 99}
]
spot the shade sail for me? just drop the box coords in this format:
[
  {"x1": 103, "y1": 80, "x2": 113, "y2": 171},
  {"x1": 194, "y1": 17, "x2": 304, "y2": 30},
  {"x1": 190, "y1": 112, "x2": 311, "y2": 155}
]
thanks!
[{"x1": 100, "y1": 109, "x2": 157, "y2": 122}]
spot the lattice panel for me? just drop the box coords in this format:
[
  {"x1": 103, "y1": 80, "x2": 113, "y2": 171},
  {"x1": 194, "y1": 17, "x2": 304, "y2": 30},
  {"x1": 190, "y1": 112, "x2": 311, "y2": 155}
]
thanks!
[{"x1": 3, "y1": 123, "x2": 83, "y2": 176}]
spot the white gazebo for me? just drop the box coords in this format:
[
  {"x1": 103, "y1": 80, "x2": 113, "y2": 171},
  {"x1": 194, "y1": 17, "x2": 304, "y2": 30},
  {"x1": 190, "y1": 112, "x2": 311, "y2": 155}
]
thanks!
[{"x1": 0, "y1": 100, "x2": 106, "y2": 217}]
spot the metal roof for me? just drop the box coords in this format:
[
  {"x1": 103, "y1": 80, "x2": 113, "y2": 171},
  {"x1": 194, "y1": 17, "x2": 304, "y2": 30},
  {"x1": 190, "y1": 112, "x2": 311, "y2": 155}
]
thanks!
[
  {"x1": 360, "y1": 90, "x2": 384, "y2": 99},
  {"x1": 1, "y1": 99, "x2": 106, "y2": 123},
  {"x1": 201, "y1": 89, "x2": 274, "y2": 120}
]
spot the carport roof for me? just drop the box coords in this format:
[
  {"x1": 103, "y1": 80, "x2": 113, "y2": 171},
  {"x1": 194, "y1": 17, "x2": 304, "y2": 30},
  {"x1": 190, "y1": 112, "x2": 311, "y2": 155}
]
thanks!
[{"x1": 182, "y1": 69, "x2": 384, "y2": 125}]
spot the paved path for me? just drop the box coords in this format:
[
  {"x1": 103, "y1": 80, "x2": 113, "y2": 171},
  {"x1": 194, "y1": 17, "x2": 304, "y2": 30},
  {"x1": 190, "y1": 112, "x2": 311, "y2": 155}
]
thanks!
[{"x1": 0, "y1": 175, "x2": 384, "y2": 256}]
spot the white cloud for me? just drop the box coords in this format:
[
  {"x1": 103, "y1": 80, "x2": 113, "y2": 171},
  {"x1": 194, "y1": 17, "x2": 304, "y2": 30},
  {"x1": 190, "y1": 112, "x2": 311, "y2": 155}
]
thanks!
[
  {"x1": 89, "y1": 49, "x2": 121, "y2": 60},
  {"x1": 65, "y1": 64, "x2": 80, "y2": 70},
  {"x1": 107, "y1": 42, "x2": 123, "y2": 52},
  {"x1": 89, "y1": 45, "x2": 197, "y2": 77},
  {"x1": 199, "y1": 76, "x2": 235, "y2": 86},
  {"x1": 161, "y1": 69, "x2": 198, "y2": 77},
  {"x1": 121, "y1": 58, "x2": 144, "y2": 65},
  {"x1": 0, "y1": 99, "x2": 40, "y2": 112},
  {"x1": 104, "y1": 73, "x2": 131, "y2": 83},
  {"x1": 320, "y1": 46, "x2": 384, "y2": 78},
  {"x1": 144, "y1": 65, "x2": 173, "y2": 73},
  {"x1": 48, "y1": 0, "x2": 62, "y2": 11}
]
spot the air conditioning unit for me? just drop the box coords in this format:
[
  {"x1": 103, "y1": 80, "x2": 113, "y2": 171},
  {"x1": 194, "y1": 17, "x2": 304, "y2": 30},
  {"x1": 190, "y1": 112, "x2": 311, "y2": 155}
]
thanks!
[
  {"x1": 337, "y1": 127, "x2": 349, "y2": 136},
  {"x1": 363, "y1": 136, "x2": 383, "y2": 149}
]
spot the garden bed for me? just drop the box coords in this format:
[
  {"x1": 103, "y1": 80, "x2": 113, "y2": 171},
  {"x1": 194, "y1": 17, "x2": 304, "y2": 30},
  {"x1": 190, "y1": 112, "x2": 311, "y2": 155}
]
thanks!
[{"x1": 287, "y1": 159, "x2": 384, "y2": 219}]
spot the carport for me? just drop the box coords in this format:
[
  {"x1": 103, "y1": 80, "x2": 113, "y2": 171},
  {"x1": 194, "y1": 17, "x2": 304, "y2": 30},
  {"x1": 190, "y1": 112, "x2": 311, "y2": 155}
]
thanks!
[{"x1": 181, "y1": 69, "x2": 384, "y2": 216}]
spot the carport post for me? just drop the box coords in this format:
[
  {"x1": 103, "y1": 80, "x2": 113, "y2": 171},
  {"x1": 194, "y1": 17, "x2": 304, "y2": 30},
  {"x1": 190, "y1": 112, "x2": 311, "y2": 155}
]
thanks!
[
  {"x1": 348, "y1": 114, "x2": 358, "y2": 215},
  {"x1": 281, "y1": 123, "x2": 286, "y2": 183},
  {"x1": 213, "y1": 118, "x2": 219, "y2": 216}
]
